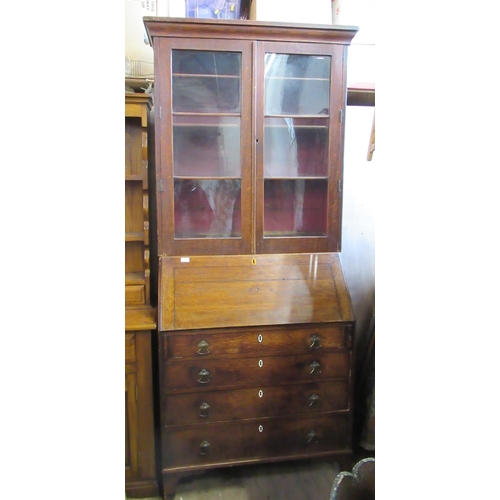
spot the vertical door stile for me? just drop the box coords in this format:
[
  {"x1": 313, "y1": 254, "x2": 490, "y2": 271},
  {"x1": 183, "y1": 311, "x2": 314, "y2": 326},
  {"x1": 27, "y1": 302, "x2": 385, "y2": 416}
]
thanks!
[
  {"x1": 159, "y1": 38, "x2": 174, "y2": 256},
  {"x1": 325, "y1": 43, "x2": 343, "y2": 253},
  {"x1": 241, "y1": 39, "x2": 254, "y2": 255},
  {"x1": 333, "y1": 44, "x2": 348, "y2": 252},
  {"x1": 252, "y1": 40, "x2": 260, "y2": 255},
  {"x1": 254, "y1": 41, "x2": 265, "y2": 254}
]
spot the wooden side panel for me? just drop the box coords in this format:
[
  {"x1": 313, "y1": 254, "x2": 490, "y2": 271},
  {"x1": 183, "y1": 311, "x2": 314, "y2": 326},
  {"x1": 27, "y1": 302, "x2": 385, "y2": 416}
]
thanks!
[
  {"x1": 125, "y1": 306, "x2": 157, "y2": 331},
  {"x1": 126, "y1": 284, "x2": 146, "y2": 306},
  {"x1": 134, "y1": 331, "x2": 156, "y2": 481},
  {"x1": 125, "y1": 331, "x2": 159, "y2": 497},
  {"x1": 331, "y1": 255, "x2": 355, "y2": 322},
  {"x1": 159, "y1": 255, "x2": 175, "y2": 330},
  {"x1": 125, "y1": 333, "x2": 136, "y2": 363},
  {"x1": 125, "y1": 365, "x2": 139, "y2": 481}
]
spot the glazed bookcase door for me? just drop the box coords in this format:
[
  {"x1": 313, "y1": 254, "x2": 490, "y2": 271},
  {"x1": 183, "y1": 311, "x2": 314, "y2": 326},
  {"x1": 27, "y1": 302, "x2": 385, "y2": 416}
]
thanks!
[
  {"x1": 255, "y1": 42, "x2": 346, "y2": 254},
  {"x1": 155, "y1": 38, "x2": 253, "y2": 256}
]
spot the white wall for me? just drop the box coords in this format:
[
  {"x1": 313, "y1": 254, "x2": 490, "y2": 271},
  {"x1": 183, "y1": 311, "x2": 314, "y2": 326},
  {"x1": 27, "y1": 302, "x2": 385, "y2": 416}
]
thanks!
[
  {"x1": 250, "y1": 0, "x2": 332, "y2": 24},
  {"x1": 249, "y1": 0, "x2": 375, "y2": 84},
  {"x1": 340, "y1": 0, "x2": 375, "y2": 84},
  {"x1": 340, "y1": 105, "x2": 375, "y2": 367},
  {"x1": 125, "y1": 0, "x2": 156, "y2": 76}
]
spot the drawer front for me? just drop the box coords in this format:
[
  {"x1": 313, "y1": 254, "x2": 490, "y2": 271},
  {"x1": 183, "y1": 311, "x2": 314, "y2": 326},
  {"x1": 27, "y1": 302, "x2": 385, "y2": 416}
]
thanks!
[
  {"x1": 125, "y1": 285, "x2": 145, "y2": 306},
  {"x1": 163, "y1": 414, "x2": 350, "y2": 469},
  {"x1": 164, "y1": 380, "x2": 349, "y2": 426},
  {"x1": 125, "y1": 333, "x2": 136, "y2": 363},
  {"x1": 165, "y1": 324, "x2": 347, "y2": 359},
  {"x1": 164, "y1": 352, "x2": 350, "y2": 391}
]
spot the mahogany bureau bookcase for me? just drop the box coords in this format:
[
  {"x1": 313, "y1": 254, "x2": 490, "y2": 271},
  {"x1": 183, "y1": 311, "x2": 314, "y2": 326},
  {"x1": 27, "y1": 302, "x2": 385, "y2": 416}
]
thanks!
[
  {"x1": 125, "y1": 93, "x2": 158, "y2": 497},
  {"x1": 144, "y1": 17, "x2": 358, "y2": 499}
]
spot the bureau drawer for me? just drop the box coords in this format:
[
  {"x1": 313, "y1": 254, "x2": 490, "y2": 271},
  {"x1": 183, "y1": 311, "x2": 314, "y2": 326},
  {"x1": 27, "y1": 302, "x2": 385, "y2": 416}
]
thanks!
[
  {"x1": 164, "y1": 380, "x2": 349, "y2": 426},
  {"x1": 125, "y1": 284, "x2": 145, "y2": 306},
  {"x1": 125, "y1": 333, "x2": 136, "y2": 363},
  {"x1": 164, "y1": 351, "x2": 350, "y2": 391},
  {"x1": 165, "y1": 324, "x2": 348, "y2": 359},
  {"x1": 163, "y1": 413, "x2": 350, "y2": 470}
]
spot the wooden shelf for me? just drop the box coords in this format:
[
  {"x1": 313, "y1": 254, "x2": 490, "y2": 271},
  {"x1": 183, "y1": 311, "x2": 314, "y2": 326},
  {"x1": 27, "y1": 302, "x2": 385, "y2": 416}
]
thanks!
[
  {"x1": 125, "y1": 175, "x2": 144, "y2": 181},
  {"x1": 173, "y1": 112, "x2": 240, "y2": 119},
  {"x1": 264, "y1": 176, "x2": 328, "y2": 180},
  {"x1": 265, "y1": 114, "x2": 329, "y2": 119},
  {"x1": 174, "y1": 176, "x2": 241, "y2": 181},
  {"x1": 126, "y1": 232, "x2": 145, "y2": 242},
  {"x1": 265, "y1": 76, "x2": 329, "y2": 81},
  {"x1": 174, "y1": 122, "x2": 240, "y2": 128},
  {"x1": 126, "y1": 272, "x2": 146, "y2": 286},
  {"x1": 173, "y1": 73, "x2": 240, "y2": 79},
  {"x1": 264, "y1": 231, "x2": 327, "y2": 238},
  {"x1": 347, "y1": 82, "x2": 375, "y2": 107},
  {"x1": 265, "y1": 124, "x2": 328, "y2": 129},
  {"x1": 125, "y1": 305, "x2": 157, "y2": 331}
]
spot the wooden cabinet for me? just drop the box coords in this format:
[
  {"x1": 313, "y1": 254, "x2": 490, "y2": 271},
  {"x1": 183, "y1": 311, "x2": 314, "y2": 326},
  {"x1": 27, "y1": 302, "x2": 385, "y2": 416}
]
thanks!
[
  {"x1": 125, "y1": 94, "x2": 159, "y2": 498},
  {"x1": 146, "y1": 18, "x2": 357, "y2": 257},
  {"x1": 126, "y1": 93, "x2": 152, "y2": 305},
  {"x1": 144, "y1": 18, "x2": 358, "y2": 500},
  {"x1": 156, "y1": 253, "x2": 355, "y2": 498}
]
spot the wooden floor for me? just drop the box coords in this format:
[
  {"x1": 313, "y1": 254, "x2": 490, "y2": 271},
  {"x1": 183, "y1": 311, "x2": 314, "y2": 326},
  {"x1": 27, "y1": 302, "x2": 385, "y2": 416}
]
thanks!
[{"x1": 135, "y1": 458, "x2": 341, "y2": 500}]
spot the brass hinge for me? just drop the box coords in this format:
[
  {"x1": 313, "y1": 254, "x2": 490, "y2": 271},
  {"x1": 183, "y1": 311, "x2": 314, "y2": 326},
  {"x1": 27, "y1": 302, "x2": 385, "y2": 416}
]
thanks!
[
  {"x1": 338, "y1": 179, "x2": 342, "y2": 192},
  {"x1": 339, "y1": 109, "x2": 344, "y2": 123},
  {"x1": 158, "y1": 179, "x2": 164, "y2": 192},
  {"x1": 158, "y1": 106, "x2": 162, "y2": 118}
]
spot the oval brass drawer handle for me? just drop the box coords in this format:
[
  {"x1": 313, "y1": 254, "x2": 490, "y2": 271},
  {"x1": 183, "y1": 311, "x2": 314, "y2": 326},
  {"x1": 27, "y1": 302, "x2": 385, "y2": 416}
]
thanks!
[
  {"x1": 309, "y1": 394, "x2": 320, "y2": 407},
  {"x1": 199, "y1": 440, "x2": 210, "y2": 455},
  {"x1": 309, "y1": 334, "x2": 322, "y2": 349},
  {"x1": 197, "y1": 340, "x2": 210, "y2": 355},
  {"x1": 197, "y1": 369, "x2": 211, "y2": 384},
  {"x1": 199, "y1": 402, "x2": 211, "y2": 417},
  {"x1": 309, "y1": 361, "x2": 321, "y2": 375},
  {"x1": 307, "y1": 431, "x2": 319, "y2": 444}
]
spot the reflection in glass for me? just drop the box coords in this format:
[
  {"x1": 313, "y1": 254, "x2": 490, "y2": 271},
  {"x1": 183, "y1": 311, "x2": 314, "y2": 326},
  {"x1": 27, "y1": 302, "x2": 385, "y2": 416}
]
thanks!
[
  {"x1": 264, "y1": 179, "x2": 327, "y2": 236},
  {"x1": 174, "y1": 179, "x2": 241, "y2": 238},
  {"x1": 264, "y1": 54, "x2": 331, "y2": 116},
  {"x1": 173, "y1": 116, "x2": 241, "y2": 177},
  {"x1": 264, "y1": 117, "x2": 329, "y2": 177},
  {"x1": 172, "y1": 50, "x2": 241, "y2": 113}
]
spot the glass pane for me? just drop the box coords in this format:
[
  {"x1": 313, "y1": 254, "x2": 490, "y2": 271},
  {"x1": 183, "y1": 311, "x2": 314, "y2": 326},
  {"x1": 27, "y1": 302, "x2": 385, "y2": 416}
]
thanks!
[
  {"x1": 172, "y1": 50, "x2": 241, "y2": 113},
  {"x1": 264, "y1": 117, "x2": 329, "y2": 177},
  {"x1": 264, "y1": 179, "x2": 327, "y2": 237},
  {"x1": 173, "y1": 116, "x2": 241, "y2": 177},
  {"x1": 174, "y1": 179, "x2": 241, "y2": 238},
  {"x1": 264, "y1": 54, "x2": 331, "y2": 116}
]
